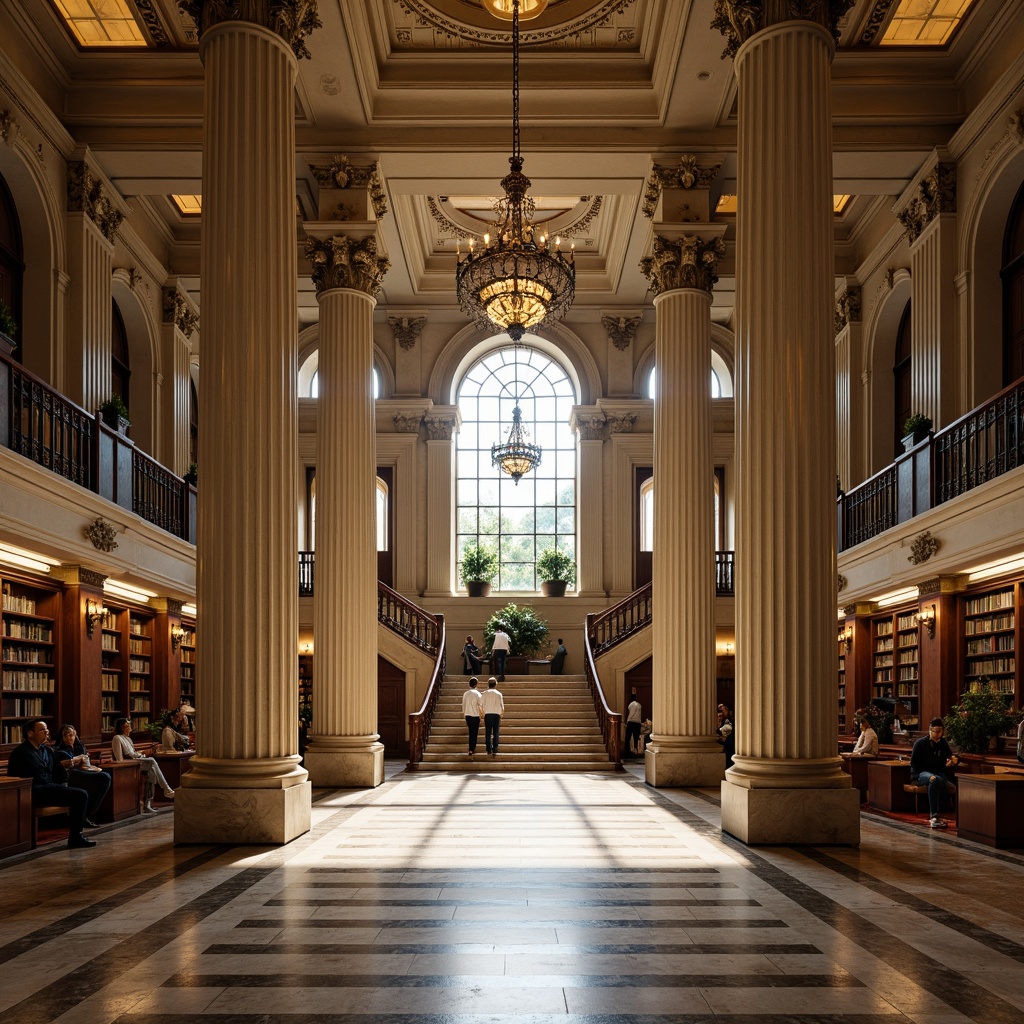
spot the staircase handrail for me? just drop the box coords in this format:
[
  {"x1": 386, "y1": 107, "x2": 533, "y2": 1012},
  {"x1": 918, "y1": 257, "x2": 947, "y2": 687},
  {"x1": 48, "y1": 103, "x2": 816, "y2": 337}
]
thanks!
[
  {"x1": 407, "y1": 616, "x2": 447, "y2": 768},
  {"x1": 378, "y1": 581, "x2": 441, "y2": 655},
  {"x1": 588, "y1": 582, "x2": 652, "y2": 657},
  {"x1": 584, "y1": 613, "x2": 622, "y2": 767}
]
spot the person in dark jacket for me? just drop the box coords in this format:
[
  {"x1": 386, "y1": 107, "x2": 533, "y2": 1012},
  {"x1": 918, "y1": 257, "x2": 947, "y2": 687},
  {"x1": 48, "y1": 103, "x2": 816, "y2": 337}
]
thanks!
[
  {"x1": 910, "y1": 717, "x2": 959, "y2": 828},
  {"x1": 54, "y1": 723, "x2": 111, "y2": 828},
  {"x1": 550, "y1": 639, "x2": 567, "y2": 675},
  {"x1": 463, "y1": 635, "x2": 483, "y2": 675},
  {"x1": 7, "y1": 720, "x2": 95, "y2": 848}
]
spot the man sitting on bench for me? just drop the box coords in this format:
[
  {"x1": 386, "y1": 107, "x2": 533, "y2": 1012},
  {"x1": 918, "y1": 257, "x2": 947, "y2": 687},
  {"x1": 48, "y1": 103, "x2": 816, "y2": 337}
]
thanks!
[
  {"x1": 6, "y1": 719, "x2": 96, "y2": 849},
  {"x1": 910, "y1": 717, "x2": 959, "y2": 829}
]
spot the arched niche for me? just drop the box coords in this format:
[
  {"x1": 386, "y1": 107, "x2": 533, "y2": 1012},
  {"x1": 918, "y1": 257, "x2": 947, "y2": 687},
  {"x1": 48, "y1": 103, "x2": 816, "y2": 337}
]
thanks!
[
  {"x1": 297, "y1": 322, "x2": 394, "y2": 399},
  {"x1": 632, "y1": 322, "x2": 736, "y2": 398},
  {"x1": 111, "y1": 271, "x2": 159, "y2": 456}
]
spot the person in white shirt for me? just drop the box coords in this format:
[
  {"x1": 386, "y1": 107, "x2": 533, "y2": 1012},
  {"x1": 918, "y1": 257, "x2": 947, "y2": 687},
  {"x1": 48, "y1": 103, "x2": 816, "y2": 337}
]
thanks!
[
  {"x1": 625, "y1": 694, "x2": 642, "y2": 757},
  {"x1": 462, "y1": 677, "x2": 483, "y2": 756},
  {"x1": 111, "y1": 718, "x2": 175, "y2": 812},
  {"x1": 489, "y1": 626, "x2": 511, "y2": 681},
  {"x1": 849, "y1": 717, "x2": 879, "y2": 757},
  {"x1": 480, "y1": 677, "x2": 505, "y2": 756}
]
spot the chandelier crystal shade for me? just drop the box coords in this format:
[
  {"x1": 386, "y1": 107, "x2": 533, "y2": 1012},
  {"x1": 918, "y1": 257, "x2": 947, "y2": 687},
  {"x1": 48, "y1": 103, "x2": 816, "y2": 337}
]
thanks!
[
  {"x1": 456, "y1": 0, "x2": 575, "y2": 344},
  {"x1": 491, "y1": 403, "x2": 542, "y2": 483}
]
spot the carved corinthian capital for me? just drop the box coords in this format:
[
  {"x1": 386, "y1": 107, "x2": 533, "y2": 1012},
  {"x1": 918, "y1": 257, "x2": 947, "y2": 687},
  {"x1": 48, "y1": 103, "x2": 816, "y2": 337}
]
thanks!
[
  {"x1": 898, "y1": 164, "x2": 956, "y2": 244},
  {"x1": 162, "y1": 288, "x2": 200, "y2": 339},
  {"x1": 640, "y1": 235, "x2": 726, "y2": 296},
  {"x1": 179, "y1": 0, "x2": 322, "y2": 60},
  {"x1": 711, "y1": 0, "x2": 854, "y2": 59},
  {"x1": 834, "y1": 286, "x2": 861, "y2": 335},
  {"x1": 67, "y1": 162, "x2": 124, "y2": 243},
  {"x1": 304, "y1": 234, "x2": 389, "y2": 296},
  {"x1": 424, "y1": 414, "x2": 458, "y2": 441},
  {"x1": 601, "y1": 314, "x2": 642, "y2": 351},
  {"x1": 388, "y1": 315, "x2": 427, "y2": 351}
]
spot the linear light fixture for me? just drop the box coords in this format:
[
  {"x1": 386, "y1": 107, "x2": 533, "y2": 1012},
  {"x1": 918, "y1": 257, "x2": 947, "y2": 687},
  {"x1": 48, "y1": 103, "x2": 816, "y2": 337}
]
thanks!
[
  {"x1": 875, "y1": 587, "x2": 919, "y2": 608},
  {"x1": 0, "y1": 542, "x2": 58, "y2": 574},
  {"x1": 181, "y1": 603, "x2": 197, "y2": 618},
  {"x1": 965, "y1": 554, "x2": 1024, "y2": 583},
  {"x1": 103, "y1": 579, "x2": 157, "y2": 604}
]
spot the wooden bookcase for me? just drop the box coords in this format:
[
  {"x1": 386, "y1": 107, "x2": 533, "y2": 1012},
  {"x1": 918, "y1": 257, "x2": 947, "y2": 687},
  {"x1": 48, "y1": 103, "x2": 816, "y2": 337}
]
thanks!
[
  {"x1": 178, "y1": 620, "x2": 196, "y2": 707},
  {"x1": 127, "y1": 613, "x2": 153, "y2": 732},
  {"x1": 298, "y1": 653, "x2": 313, "y2": 722},
  {"x1": 100, "y1": 607, "x2": 124, "y2": 734},
  {"x1": 871, "y1": 615, "x2": 895, "y2": 701},
  {"x1": 894, "y1": 610, "x2": 920, "y2": 731},
  {"x1": 837, "y1": 630, "x2": 848, "y2": 732},
  {"x1": 1, "y1": 576, "x2": 59, "y2": 748},
  {"x1": 961, "y1": 583, "x2": 1018, "y2": 713}
]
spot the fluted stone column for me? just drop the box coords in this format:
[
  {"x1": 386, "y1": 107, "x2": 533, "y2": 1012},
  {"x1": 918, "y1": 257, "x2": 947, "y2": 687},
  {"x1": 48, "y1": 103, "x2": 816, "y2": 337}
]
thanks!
[
  {"x1": 570, "y1": 410, "x2": 605, "y2": 598},
  {"x1": 303, "y1": 234, "x2": 389, "y2": 788},
  {"x1": 160, "y1": 285, "x2": 197, "y2": 476},
  {"x1": 716, "y1": 3, "x2": 860, "y2": 844},
  {"x1": 424, "y1": 411, "x2": 461, "y2": 596},
  {"x1": 835, "y1": 284, "x2": 862, "y2": 489},
  {"x1": 640, "y1": 233, "x2": 726, "y2": 787},
  {"x1": 175, "y1": 8, "x2": 315, "y2": 845}
]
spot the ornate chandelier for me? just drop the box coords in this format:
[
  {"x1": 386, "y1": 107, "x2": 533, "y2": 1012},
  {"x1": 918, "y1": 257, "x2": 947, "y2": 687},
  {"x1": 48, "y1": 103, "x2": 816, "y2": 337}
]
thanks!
[
  {"x1": 456, "y1": 0, "x2": 575, "y2": 345},
  {"x1": 491, "y1": 342, "x2": 541, "y2": 483}
]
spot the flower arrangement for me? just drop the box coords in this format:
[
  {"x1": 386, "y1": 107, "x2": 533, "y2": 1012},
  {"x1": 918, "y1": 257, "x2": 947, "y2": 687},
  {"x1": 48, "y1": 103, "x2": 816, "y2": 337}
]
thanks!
[{"x1": 943, "y1": 680, "x2": 1019, "y2": 754}]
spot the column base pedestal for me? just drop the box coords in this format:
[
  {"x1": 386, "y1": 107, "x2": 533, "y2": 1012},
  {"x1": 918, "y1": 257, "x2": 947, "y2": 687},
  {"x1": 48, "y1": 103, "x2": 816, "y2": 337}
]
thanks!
[
  {"x1": 174, "y1": 781, "x2": 312, "y2": 845},
  {"x1": 305, "y1": 742, "x2": 384, "y2": 789},
  {"x1": 645, "y1": 745, "x2": 724, "y2": 788},
  {"x1": 721, "y1": 780, "x2": 861, "y2": 845}
]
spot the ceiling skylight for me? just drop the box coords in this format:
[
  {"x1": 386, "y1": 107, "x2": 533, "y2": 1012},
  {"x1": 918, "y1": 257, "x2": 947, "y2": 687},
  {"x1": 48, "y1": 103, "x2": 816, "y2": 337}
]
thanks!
[
  {"x1": 172, "y1": 195, "x2": 203, "y2": 216},
  {"x1": 52, "y1": 0, "x2": 148, "y2": 47},
  {"x1": 879, "y1": 0, "x2": 976, "y2": 47}
]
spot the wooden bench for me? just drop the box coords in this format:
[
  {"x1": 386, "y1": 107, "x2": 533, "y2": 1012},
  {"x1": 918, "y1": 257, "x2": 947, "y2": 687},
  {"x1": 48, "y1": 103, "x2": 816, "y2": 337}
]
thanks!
[
  {"x1": 903, "y1": 780, "x2": 957, "y2": 816},
  {"x1": 32, "y1": 805, "x2": 69, "y2": 847}
]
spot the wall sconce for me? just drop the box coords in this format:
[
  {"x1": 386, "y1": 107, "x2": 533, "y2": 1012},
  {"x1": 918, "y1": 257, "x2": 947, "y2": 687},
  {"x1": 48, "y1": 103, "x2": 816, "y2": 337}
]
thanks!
[
  {"x1": 85, "y1": 599, "x2": 108, "y2": 638},
  {"x1": 838, "y1": 625, "x2": 853, "y2": 653},
  {"x1": 916, "y1": 603, "x2": 936, "y2": 639},
  {"x1": 170, "y1": 625, "x2": 186, "y2": 651}
]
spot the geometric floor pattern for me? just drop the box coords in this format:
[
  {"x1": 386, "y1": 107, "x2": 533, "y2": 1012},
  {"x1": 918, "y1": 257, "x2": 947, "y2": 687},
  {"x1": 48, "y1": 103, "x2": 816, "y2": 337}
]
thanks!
[{"x1": 2, "y1": 764, "x2": 1023, "y2": 1023}]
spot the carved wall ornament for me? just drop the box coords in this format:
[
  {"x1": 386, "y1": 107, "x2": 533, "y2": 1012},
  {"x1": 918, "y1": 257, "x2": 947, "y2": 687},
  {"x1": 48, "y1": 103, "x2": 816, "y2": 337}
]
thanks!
[
  {"x1": 897, "y1": 164, "x2": 956, "y2": 244},
  {"x1": 369, "y1": 166, "x2": 388, "y2": 219},
  {"x1": 0, "y1": 110, "x2": 18, "y2": 146},
  {"x1": 67, "y1": 162, "x2": 123, "y2": 242},
  {"x1": 304, "y1": 234, "x2": 389, "y2": 296},
  {"x1": 167, "y1": 598, "x2": 183, "y2": 615},
  {"x1": 574, "y1": 414, "x2": 606, "y2": 441},
  {"x1": 640, "y1": 234, "x2": 726, "y2": 295},
  {"x1": 310, "y1": 155, "x2": 374, "y2": 190},
  {"x1": 392, "y1": 413, "x2": 423, "y2": 433},
  {"x1": 908, "y1": 530, "x2": 940, "y2": 566},
  {"x1": 601, "y1": 314, "x2": 642, "y2": 351},
  {"x1": 642, "y1": 156, "x2": 721, "y2": 219},
  {"x1": 134, "y1": 0, "x2": 171, "y2": 44},
  {"x1": 711, "y1": 0, "x2": 854, "y2": 59},
  {"x1": 84, "y1": 517, "x2": 119, "y2": 553},
  {"x1": 423, "y1": 414, "x2": 458, "y2": 441},
  {"x1": 162, "y1": 288, "x2": 199, "y2": 338},
  {"x1": 883, "y1": 266, "x2": 897, "y2": 289},
  {"x1": 388, "y1": 315, "x2": 427, "y2": 351},
  {"x1": 178, "y1": 1, "x2": 322, "y2": 59},
  {"x1": 51, "y1": 564, "x2": 108, "y2": 587},
  {"x1": 834, "y1": 286, "x2": 862, "y2": 334},
  {"x1": 837, "y1": 573, "x2": 847, "y2": 593},
  {"x1": 128, "y1": 267, "x2": 142, "y2": 290},
  {"x1": 859, "y1": 0, "x2": 898, "y2": 44},
  {"x1": 1010, "y1": 109, "x2": 1024, "y2": 145},
  {"x1": 607, "y1": 413, "x2": 637, "y2": 433}
]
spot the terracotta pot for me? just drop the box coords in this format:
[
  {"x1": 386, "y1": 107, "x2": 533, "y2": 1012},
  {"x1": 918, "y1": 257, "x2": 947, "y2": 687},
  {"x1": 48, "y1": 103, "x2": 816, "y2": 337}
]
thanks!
[
  {"x1": 465, "y1": 581, "x2": 491, "y2": 598},
  {"x1": 541, "y1": 580, "x2": 567, "y2": 597}
]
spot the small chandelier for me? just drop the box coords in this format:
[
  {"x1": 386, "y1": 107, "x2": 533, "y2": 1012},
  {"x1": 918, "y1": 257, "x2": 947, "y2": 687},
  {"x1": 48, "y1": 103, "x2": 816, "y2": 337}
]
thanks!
[
  {"x1": 456, "y1": 0, "x2": 575, "y2": 344},
  {"x1": 491, "y1": 343, "x2": 541, "y2": 483}
]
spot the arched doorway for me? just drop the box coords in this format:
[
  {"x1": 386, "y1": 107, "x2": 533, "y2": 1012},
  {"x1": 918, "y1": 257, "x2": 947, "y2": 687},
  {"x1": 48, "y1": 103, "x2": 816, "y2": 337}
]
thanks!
[{"x1": 1003, "y1": 178, "x2": 1024, "y2": 386}]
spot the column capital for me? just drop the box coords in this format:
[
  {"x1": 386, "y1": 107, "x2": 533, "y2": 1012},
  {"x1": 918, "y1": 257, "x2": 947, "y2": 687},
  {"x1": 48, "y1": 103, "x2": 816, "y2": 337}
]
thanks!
[
  {"x1": 304, "y1": 234, "x2": 389, "y2": 297},
  {"x1": 162, "y1": 286, "x2": 200, "y2": 339},
  {"x1": 643, "y1": 155, "x2": 722, "y2": 219},
  {"x1": 309, "y1": 157, "x2": 387, "y2": 220},
  {"x1": 600, "y1": 313, "x2": 642, "y2": 351},
  {"x1": 67, "y1": 161, "x2": 123, "y2": 243},
  {"x1": 834, "y1": 285, "x2": 861, "y2": 335},
  {"x1": 180, "y1": 0, "x2": 322, "y2": 60},
  {"x1": 711, "y1": 0, "x2": 854, "y2": 59},
  {"x1": 50, "y1": 564, "x2": 107, "y2": 588},
  {"x1": 424, "y1": 408, "x2": 461, "y2": 440},
  {"x1": 640, "y1": 234, "x2": 726, "y2": 296},
  {"x1": 897, "y1": 162, "x2": 956, "y2": 245},
  {"x1": 570, "y1": 408, "x2": 606, "y2": 440},
  {"x1": 388, "y1": 314, "x2": 427, "y2": 351}
]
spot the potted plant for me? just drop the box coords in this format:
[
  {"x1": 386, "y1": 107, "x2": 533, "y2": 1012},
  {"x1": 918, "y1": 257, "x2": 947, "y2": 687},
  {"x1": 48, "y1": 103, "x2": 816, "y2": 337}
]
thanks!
[
  {"x1": 458, "y1": 540, "x2": 499, "y2": 597},
  {"x1": 0, "y1": 298, "x2": 16, "y2": 356},
  {"x1": 536, "y1": 546, "x2": 576, "y2": 597},
  {"x1": 854, "y1": 704, "x2": 895, "y2": 745},
  {"x1": 99, "y1": 393, "x2": 131, "y2": 433},
  {"x1": 183, "y1": 462, "x2": 198, "y2": 486},
  {"x1": 901, "y1": 412, "x2": 932, "y2": 451},
  {"x1": 484, "y1": 602, "x2": 549, "y2": 673},
  {"x1": 943, "y1": 680, "x2": 1019, "y2": 755}
]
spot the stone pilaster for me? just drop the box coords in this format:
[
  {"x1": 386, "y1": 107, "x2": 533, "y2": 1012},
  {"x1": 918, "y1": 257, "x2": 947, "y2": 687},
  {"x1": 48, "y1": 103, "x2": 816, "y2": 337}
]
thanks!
[
  {"x1": 720, "y1": 13, "x2": 860, "y2": 845},
  {"x1": 602, "y1": 312, "x2": 642, "y2": 397},
  {"x1": 160, "y1": 283, "x2": 197, "y2": 476},
  {"x1": 423, "y1": 409, "x2": 461, "y2": 596},
  {"x1": 388, "y1": 312, "x2": 427, "y2": 397},
  {"x1": 834, "y1": 282, "x2": 862, "y2": 489},
  {"x1": 640, "y1": 231, "x2": 725, "y2": 787},
  {"x1": 175, "y1": 14, "x2": 311, "y2": 845},
  {"x1": 302, "y1": 232, "x2": 388, "y2": 789},
  {"x1": 570, "y1": 409, "x2": 606, "y2": 598}
]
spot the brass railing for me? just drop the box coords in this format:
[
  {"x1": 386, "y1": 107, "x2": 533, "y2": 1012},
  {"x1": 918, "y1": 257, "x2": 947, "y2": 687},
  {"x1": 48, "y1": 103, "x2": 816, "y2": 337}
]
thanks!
[
  {"x1": 589, "y1": 583, "x2": 652, "y2": 658},
  {"x1": 583, "y1": 614, "x2": 623, "y2": 767}
]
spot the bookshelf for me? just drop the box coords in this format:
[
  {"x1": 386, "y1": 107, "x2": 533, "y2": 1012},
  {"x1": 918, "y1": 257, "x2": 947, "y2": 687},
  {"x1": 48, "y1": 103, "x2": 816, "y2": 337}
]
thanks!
[
  {"x1": 837, "y1": 630, "x2": 847, "y2": 733},
  {"x1": 962, "y1": 585, "x2": 1017, "y2": 709},
  {"x1": 128, "y1": 614, "x2": 153, "y2": 732},
  {"x1": 178, "y1": 621, "x2": 196, "y2": 707},
  {"x1": 1, "y1": 577, "x2": 58, "y2": 748},
  {"x1": 100, "y1": 607, "x2": 124, "y2": 734},
  {"x1": 894, "y1": 611, "x2": 920, "y2": 731},
  {"x1": 871, "y1": 615, "x2": 894, "y2": 701},
  {"x1": 298, "y1": 653, "x2": 313, "y2": 721}
]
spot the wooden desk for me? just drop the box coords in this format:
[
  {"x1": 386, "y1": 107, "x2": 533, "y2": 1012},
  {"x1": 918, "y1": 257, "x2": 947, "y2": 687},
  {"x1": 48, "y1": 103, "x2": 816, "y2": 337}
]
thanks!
[
  {"x1": 0, "y1": 776, "x2": 32, "y2": 857},
  {"x1": 867, "y1": 759, "x2": 917, "y2": 812},
  {"x1": 527, "y1": 659, "x2": 552, "y2": 675},
  {"x1": 96, "y1": 761, "x2": 142, "y2": 822},
  {"x1": 154, "y1": 751, "x2": 194, "y2": 790},
  {"x1": 956, "y1": 774, "x2": 1024, "y2": 848},
  {"x1": 840, "y1": 755, "x2": 873, "y2": 802}
]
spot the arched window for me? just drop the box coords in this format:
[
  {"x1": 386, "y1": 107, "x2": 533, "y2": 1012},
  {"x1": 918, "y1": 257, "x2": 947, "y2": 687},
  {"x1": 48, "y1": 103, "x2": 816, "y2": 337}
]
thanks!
[
  {"x1": 305, "y1": 360, "x2": 379, "y2": 399},
  {"x1": 0, "y1": 171, "x2": 24, "y2": 358},
  {"x1": 893, "y1": 300, "x2": 912, "y2": 457},
  {"x1": 639, "y1": 477, "x2": 654, "y2": 552},
  {"x1": 111, "y1": 299, "x2": 131, "y2": 412},
  {"x1": 376, "y1": 477, "x2": 388, "y2": 552},
  {"x1": 456, "y1": 342, "x2": 576, "y2": 591},
  {"x1": 1003, "y1": 177, "x2": 1024, "y2": 387},
  {"x1": 647, "y1": 364, "x2": 724, "y2": 399},
  {"x1": 189, "y1": 378, "x2": 198, "y2": 466}
]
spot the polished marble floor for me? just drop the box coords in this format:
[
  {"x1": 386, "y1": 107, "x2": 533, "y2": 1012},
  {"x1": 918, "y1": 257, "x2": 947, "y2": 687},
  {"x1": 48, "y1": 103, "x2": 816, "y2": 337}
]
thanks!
[{"x1": 2, "y1": 763, "x2": 1023, "y2": 1024}]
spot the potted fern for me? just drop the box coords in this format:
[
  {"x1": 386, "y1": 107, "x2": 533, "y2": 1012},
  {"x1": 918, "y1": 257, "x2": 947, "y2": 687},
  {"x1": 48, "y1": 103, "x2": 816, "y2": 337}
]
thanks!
[
  {"x1": 901, "y1": 412, "x2": 932, "y2": 451},
  {"x1": 99, "y1": 393, "x2": 131, "y2": 434},
  {"x1": 536, "y1": 546, "x2": 576, "y2": 597},
  {"x1": 458, "y1": 540, "x2": 499, "y2": 597}
]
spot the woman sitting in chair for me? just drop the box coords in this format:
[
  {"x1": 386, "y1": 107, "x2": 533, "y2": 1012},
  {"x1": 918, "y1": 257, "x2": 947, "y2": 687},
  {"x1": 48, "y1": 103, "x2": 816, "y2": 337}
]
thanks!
[
  {"x1": 111, "y1": 718, "x2": 175, "y2": 813},
  {"x1": 463, "y1": 635, "x2": 483, "y2": 675}
]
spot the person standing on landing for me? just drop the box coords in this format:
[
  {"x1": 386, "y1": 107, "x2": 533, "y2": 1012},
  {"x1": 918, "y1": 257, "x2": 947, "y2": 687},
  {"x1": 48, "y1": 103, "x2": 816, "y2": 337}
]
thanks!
[
  {"x1": 481, "y1": 677, "x2": 505, "y2": 756},
  {"x1": 490, "y1": 625, "x2": 511, "y2": 682},
  {"x1": 625, "y1": 693, "x2": 642, "y2": 757},
  {"x1": 462, "y1": 677, "x2": 483, "y2": 756}
]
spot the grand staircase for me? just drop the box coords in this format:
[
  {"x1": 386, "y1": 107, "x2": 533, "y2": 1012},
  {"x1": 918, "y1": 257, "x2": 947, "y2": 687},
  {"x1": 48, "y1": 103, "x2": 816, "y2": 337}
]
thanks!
[{"x1": 414, "y1": 674, "x2": 618, "y2": 772}]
